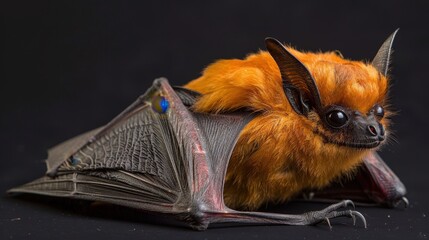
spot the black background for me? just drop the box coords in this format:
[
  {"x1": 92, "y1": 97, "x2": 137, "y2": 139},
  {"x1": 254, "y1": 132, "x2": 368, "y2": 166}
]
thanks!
[{"x1": 1, "y1": 1, "x2": 428, "y2": 239}]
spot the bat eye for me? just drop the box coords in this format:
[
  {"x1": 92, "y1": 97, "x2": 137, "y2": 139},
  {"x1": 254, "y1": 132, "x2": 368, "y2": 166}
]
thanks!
[
  {"x1": 326, "y1": 110, "x2": 349, "y2": 128},
  {"x1": 152, "y1": 96, "x2": 169, "y2": 113},
  {"x1": 373, "y1": 104, "x2": 385, "y2": 119}
]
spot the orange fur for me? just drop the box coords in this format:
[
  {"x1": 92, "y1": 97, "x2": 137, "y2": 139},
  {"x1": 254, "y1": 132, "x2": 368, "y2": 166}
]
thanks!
[{"x1": 184, "y1": 47, "x2": 389, "y2": 210}]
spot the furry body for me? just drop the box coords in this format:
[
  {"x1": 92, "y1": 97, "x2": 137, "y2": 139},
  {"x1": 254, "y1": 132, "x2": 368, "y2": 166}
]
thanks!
[{"x1": 185, "y1": 48, "x2": 389, "y2": 210}]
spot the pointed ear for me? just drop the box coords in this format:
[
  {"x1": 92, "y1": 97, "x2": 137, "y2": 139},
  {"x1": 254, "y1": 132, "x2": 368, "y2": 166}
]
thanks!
[
  {"x1": 372, "y1": 29, "x2": 399, "y2": 76},
  {"x1": 265, "y1": 37, "x2": 322, "y2": 116}
]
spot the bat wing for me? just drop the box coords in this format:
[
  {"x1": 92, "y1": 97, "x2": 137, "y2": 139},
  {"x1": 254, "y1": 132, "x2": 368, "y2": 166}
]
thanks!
[
  {"x1": 9, "y1": 78, "x2": 253, "y2": 216},
  {"x1": 299, "y1": 152, "x2": 408, "y2": 208}
]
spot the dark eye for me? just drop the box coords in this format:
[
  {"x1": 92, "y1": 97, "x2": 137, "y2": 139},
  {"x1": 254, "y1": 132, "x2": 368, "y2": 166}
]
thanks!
[
  {"x1": 326, "y1": 110, "x2": 349, "y2": 128},
  {"x1": 373, "y1": 105, "x2": 384, "y2": 119}
]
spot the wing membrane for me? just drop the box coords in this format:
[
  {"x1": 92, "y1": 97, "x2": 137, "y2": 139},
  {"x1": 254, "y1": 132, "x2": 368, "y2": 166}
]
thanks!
[{"x1": 10, "y1": 78, "x2": 190, "y2": 209}]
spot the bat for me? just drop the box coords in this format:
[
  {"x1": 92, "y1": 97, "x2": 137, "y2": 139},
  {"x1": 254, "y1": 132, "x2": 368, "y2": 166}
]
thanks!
[
  {"x1": 8, "y1": 30, "x2": 407, "y2": 230},
  {"x1": 184, "y1": 29, "x2": 408, "y2": 211}
]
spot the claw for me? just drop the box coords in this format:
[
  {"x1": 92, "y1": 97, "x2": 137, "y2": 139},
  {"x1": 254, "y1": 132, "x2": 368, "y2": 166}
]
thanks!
[
  {"x1": 324, "y1": 217, "x2": 332, "y2": 230},
  {"x1": 392, "y1": 196, "x2": 409, "y2": 208},
  {"x1": 400, "y1": 197, "x2": 409, "y2": 208},
  {"x1": 351, "y1": 213, "x2": 356, "y2": 226},
  {"x1": 351, "y1": 210, "x2": 367, "y2": 228},
  {"x1": 402, "y1": 197, "x2": 409, "y2": 208},
  {"x1": 344, "y1": 200, "x2": 355, "y2": 210}
]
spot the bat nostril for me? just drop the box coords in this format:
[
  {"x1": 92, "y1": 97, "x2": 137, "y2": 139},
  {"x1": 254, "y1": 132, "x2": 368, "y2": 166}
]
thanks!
[{"x1": 368, "y1": 125, "x2": 378, "y2": 136}]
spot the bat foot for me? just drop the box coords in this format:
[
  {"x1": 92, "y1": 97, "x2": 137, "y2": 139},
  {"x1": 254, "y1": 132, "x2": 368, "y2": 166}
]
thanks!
[
  {"x1": 197, "y1": 200, "x2": 366, "y2": 229},
  {"x1": 308, "y1": 200, "x2": 367, "y2": 228},
  {"x1": 314, "y1": 209, "x2": 367, "y2": 229}
]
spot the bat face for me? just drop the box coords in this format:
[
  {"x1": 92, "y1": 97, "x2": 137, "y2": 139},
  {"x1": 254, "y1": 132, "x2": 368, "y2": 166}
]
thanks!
[
  {"x1": 302, "y1": 49, "x2": 390, "y2": 149},
  {"x1": 265, "y1": 33, "x2": 396, "y2": 153}
]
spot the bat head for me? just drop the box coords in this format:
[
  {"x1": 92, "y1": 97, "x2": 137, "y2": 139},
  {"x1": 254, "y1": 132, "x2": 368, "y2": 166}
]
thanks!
[{"x1": 265, "y1": 30, "x2": 398, "y2": 150}]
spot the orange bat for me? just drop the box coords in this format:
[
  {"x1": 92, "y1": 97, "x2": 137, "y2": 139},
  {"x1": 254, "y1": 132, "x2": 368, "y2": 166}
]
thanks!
[
  {"x1": 9, "y1": 30, "x2": 407, "y2": 230},
  {"x1": 185, "y1": 31, "x2": 406, "y2": 210}
]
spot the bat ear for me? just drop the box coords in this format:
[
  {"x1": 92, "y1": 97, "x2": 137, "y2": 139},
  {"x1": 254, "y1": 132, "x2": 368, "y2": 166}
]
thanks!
[
  {"x1": 265, "y1": 37, "x2": 322, "y2": 116},
  {"x1": 371, "y1": 29, "x2": 399, "y2": 76}
]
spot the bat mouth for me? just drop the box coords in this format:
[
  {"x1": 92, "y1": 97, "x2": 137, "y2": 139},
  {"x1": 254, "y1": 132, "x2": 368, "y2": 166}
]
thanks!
[
  {"x1": 316, "y1": 132, "x2": 384, "y2": 149},
  {"x1": 314, "y1": 129, "x2": 384, "y2": 149},
  {"x1": 334, "y1": 140, "x2": 381, "y2": 149}
]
